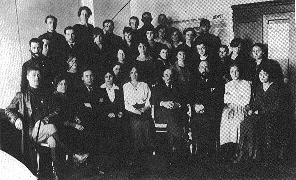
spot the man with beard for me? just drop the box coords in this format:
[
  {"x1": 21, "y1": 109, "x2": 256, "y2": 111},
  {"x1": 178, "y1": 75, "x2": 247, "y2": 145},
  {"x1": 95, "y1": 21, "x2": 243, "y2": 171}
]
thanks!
[
  {"x1": 21, "y1": 38, "x2": 53, "y2": 93},
  {"x1": 189, "y1": 60, "x2": 224, "y2": 164}
]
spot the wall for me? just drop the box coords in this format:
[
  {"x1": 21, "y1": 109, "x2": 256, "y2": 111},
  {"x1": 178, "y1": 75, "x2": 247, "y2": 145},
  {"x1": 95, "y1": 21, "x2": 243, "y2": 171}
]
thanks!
[
  {"x1": 93, "y1": 0, "x2": 131, "y2": 37},
  {"x1": 0, "y1": 0, "x2": 80, "y2": 108},
  {"x1": 130, "y1": 0, "x2": 273, "y2": 45}
]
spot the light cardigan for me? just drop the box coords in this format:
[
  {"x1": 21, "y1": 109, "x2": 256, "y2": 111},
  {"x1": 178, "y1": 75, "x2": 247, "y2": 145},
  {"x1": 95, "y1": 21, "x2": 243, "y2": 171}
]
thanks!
[
  {"x1": 123, "y1": 81, "x2": 151, "y2": 114},
  {"x1": 100, "y1": 83, "x2": 119, "y2": 102},
  {"x1": 224, "y1": 80, "x2": 251, "y2": 106}
]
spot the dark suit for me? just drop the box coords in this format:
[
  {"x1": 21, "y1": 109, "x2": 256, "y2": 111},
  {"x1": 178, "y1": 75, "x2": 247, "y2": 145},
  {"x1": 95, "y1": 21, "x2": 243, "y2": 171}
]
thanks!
[
  {"x1": 5, "y1": 88, "x2": 59, "y2": 172},
  {"x1": 153, "y1": 82, "x2": 189, "y2": 149}
]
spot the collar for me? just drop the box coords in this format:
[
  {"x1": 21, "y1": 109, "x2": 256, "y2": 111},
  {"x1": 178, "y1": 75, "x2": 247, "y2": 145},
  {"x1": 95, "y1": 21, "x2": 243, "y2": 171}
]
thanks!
[{"x1": 100, "y1": 83, "x2": 119, "y2": 90}]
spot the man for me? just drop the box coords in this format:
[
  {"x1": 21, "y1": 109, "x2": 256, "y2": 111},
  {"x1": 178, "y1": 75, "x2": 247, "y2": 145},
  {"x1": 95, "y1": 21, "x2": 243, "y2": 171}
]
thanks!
[
  {"x1": 39, "y1": 15, "x2": 67, "y2": 56},
  {"x1": 6, "y1": 67, "x2": 60, "y2": 179},
  {"x1": 63, "y1": 26, "x2": 84, "y2": 66},
  {"x1": 102, "y1": 19, "x2": 122, "y2": 61},
  {"x1": 138, "y1": 12, "x2": 154, "y2": 41},
  {"x1": 21, "y1": 38, "x2": 52, "y2": 93},
  {"x1": 129, "y1": 16, "x2": 140, "y2": 42},
  {"x1": 195, "y1": 18, "x2": 221, "y2": 57},
  {"x1": 153, "y1": 69, "x2": 189, "y2": 158},
  {"x1": 189, "y1": 60, "x2": 224, "y2": 163}
]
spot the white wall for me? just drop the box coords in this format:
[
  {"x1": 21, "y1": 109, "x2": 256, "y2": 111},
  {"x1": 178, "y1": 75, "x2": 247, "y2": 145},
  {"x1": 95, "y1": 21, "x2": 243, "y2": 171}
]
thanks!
[{"x1": 0, "y1": 0, "x2": 80, "y2": 108}]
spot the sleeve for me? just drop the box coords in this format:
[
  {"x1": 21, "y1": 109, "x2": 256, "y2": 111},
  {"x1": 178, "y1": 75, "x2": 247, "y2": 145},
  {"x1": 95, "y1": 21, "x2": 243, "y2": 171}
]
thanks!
[
  {"x1": 224, "y1": 82, "x2": 232, "y2": 104},
  {"x1": 237, "y1": 81, "x2": 251, "y2": 106},
  {"x1": 144, "y1": 83, "x2": 151, "y2": 109},
  {"x1": 44, "y1": 96, "x2": 60, "y2": 124},
  {"x1": 5, "y1": 92, "x2": 22, "y2": 124},
  {"x1": 123, "y1": 83, "x2": 137, "y2": 113},
  {"x1": 260, "y1": 85, "x2": 280, "y2": 114}
]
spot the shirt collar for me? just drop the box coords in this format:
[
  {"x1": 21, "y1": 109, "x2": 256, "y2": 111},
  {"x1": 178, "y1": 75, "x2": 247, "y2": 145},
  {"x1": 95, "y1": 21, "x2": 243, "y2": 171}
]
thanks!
[{"x1": 100, "y1": 83, "x2": 119, "y2": 90}]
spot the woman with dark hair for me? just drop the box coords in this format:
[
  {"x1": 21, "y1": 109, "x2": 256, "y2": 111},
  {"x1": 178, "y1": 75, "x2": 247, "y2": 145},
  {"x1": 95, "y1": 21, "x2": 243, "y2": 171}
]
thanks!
[
  {"x1": 154, "y1": 25, "x2": 172, "y2": 49},
  {"x1": 73, "y1": 6, "x2": 94, "y2": 46},
  {"x1": 219, "y1": 63, "x2": 251, "y2": 162},
  {"x1": 52, "y1": 75, "x2": 90, "y2": 165},
  {"x1": 123, "y1": 66, "x2": 153, "y2": 165},
  {"x1": 236, "y1": 64, "x2": 283, "y2": 163},
  {"x1": 133, "y1": 41, "x2": 157, "y2": 86},
  {"x1": 99, "y1": 70, "x2": 126, "y2": 166}
]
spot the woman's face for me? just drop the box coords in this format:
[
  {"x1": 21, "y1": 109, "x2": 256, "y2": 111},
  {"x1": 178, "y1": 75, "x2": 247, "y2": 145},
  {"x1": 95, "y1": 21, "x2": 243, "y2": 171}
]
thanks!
[
  {"x1": 138, "y1": 43, "x2": 147, "y2": 54},
  {"x1": 219, "y1": 47, "x2": 227, "y2": 59},
  {"x1": 117, "y1": 49, "x2": 125, "y2": 62},
  {"x1": 68, "y1": 58, "x2": 77, "y2": 70},
  {"x1": 159, "y1": 49, "x2": 168, "y2": 59},
  {"x1": 231, "y1": 44, "x2": 241, "y2": 55},
  {"x1": 259, "y1": 69, "x2": 269, "y2": 83},
  {"x1": 158, "y1": 28, "x2": 166, "y2": 39},
  {"x1": 80, "y1": 9, "x2": 89, "y2": 23},
  {"x1": 124, "y1": 32, "x2": 132, "y2": 42},
  {"x1": 113, "y1": 65, "x2": 121, "y2": 76},
  {"x1": 130, "y1": 67, "x2": 138, "y2": 81},
  {"x1": 230, "y1": 66, "x2": 240, "y2": 80},
  {"x1": 57, "y1": 79, "x2": 67, "y2": 94},
  {"x1": 171, "y1": 31, "x2": 179, "y2": 42},
  {"x1": 196, "y1": 44, "x2": 206, "y2": 56},
  {"x1": 146, "y1": 31, "x2": 154, "y2": 41},
  {"x1": 252, "y1": 46, "x2": 263, "y2": 60},
  {"x1": 104, "y1": 72, "x2": 114, "y2": 85},
  {"x1": 185, "y1": 31, "x2": 194, "y2": 42}
]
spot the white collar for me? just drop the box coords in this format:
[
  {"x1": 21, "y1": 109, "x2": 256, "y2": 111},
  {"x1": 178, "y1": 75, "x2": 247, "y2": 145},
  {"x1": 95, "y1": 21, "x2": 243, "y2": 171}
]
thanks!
[{"x1": 100, "y1": 83, "x2": 119, "y2": 90}]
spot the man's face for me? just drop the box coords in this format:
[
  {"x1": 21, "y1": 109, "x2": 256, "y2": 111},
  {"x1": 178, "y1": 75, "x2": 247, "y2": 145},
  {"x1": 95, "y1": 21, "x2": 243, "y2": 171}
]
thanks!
[
  {"x1": 27, "y1": 70, "x2": 41, "y2": 88},
  {"x1": 124, "y1": 32, "x2": 132, "y2": 42},
  {"x1": 82, "y1": 70, "x2": 94, "y2": 86},
  {"x1": 142, "y1": 14, "x2": 152, "y2": 24},
  {"x1": 46, "y1": 17, "x2": 56, "y2": 32},
  {"x1": 117, "y1": 49, "x2": 125, "y2": 62},
  {"x1": 104, "y1": 22, "x2": 114, "y2": 33},
  {"x1": 198, "y1": 61, "x2": 210, "y2": 75},
  {"x1": 200, "y1": 25, "x2": 210, "y2": 34},
  {"x1": 158, "y1": 15, "x2": 167, "y2": 25},
  {"x1": 196, "y1": 44, "x2": 207, "y2": 56},
  {"x1": 30, "y1": 42, "x2": 42, "y2": 57},
  {"x1": 162, "y1": 69, "x2": 172, "y2": 84},
  {"x1": 65, "y1": 29, "x2": 75, "y2": 43},
  {"x1": 42, "y1": 39, "x2": 50, "y2": 56},
  {"x1": 129, "y1": 19, "x2": 138, "y2": 30}
]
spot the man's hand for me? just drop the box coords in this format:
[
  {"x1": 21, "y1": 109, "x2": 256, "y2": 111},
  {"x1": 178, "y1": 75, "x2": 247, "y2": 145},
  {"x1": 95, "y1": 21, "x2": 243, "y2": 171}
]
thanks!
[
  {"x1": 118, "y1": 112, "x2": 123, "y2": 118},
  {"x1": 84, "y1": 103, "x2": 92, "y2": 108},
  {"x1": 75, "y1": 124, "x2": 84, "y2": 131},
  {"x1": 134, "y1": 109, "x2": 142, "y2": 115},
  {"x1": 108, "y1": 113, "x2": 116, "y2": 118},
  {"x1": 161, "y1": 101, "x2": 174, "y2": 109},
  {"x1": 15, "y1": 118, "x2": 23, "y2": 130},
  {"x1": 195, "y1": 104, "x2": 205, "y2": 114}
]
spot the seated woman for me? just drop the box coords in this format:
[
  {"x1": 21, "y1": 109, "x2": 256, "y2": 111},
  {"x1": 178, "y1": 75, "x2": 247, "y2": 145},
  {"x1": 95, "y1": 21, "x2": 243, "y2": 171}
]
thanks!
[
  {"x1": 123, "y1": 66, "x2": 153, "y2": 165},
  {"x1": 153, "y1": 68, "x2": 189, "y2": 156},
  {"x1": 52, "y1": 75, "x2": 91, "y2": 164},
  {"x1": 236, "y1": 64, "x2": 282, "y2": 163},
  {"x1": 219, "y1": 64, "x2": 251, "y2": 162},
  {"x1": 99, "y1": 70, "x2": 126, "y2": 165}
]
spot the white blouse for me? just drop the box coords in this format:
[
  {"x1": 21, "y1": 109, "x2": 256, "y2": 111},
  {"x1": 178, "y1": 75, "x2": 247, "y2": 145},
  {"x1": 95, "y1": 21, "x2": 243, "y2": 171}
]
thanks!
[
  {"x1": 224, "y1": 80, "x2": 251, "y2": 106},
  {"x1": 100, "y1": 84, "x2": 119, "y2": 102},
  {"x1": 123, "y1": 81, "x2": 151, "y2": 114}
]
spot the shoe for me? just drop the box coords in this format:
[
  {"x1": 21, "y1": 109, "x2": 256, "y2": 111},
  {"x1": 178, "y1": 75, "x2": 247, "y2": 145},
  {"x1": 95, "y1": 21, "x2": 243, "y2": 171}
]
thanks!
[{"x1": 73, "y1": 153, "x2": 89, "y2": 164}]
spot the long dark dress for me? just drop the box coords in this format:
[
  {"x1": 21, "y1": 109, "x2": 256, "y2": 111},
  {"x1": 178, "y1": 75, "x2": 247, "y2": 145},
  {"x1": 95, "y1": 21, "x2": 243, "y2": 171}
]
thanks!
[{"x1": 238, "y1": 82, "x2": 282, "y2": 162}]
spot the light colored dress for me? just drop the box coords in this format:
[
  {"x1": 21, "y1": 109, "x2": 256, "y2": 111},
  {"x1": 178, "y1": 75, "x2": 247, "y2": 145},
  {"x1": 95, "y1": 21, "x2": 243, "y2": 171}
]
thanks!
[{"x1": 220, "y1": 80, "x2": 251, "y2": 145}]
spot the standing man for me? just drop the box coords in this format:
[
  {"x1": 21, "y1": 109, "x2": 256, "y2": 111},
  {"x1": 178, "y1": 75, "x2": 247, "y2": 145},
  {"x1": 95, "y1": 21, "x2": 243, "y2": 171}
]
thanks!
[
  {"x1": 195, "y1": 18, "x2": 221, "y2": 57},
  {"x1": 39, "y1": 15, "x2": 67, "y2": 56},
  {"x1": 6, "y1": 67, "x2": 60, "y2": 179},
  {"x1": 21, "y1": 38, "x2": 52, "y2": 93},
  {"x1": 138, "y1": 12, "x2": 154, "y2": 41}
]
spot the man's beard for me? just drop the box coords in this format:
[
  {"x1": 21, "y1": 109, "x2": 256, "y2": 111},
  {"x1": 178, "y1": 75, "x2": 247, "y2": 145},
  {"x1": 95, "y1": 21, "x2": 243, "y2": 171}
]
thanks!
[{"x1": 30, "y1": 51, "x2": 40, "y2": 58}]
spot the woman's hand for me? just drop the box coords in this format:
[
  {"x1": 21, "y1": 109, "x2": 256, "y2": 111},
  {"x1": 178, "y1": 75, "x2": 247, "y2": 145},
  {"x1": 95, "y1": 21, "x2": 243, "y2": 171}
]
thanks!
[
  {"x1": 161, "y1": 101, "x2": 174, "y2": 109},
  {"x1": 75, "y1": 124, "x2": 84, "y2": 131},
  {"x1": 134, "y1": 109, "x2": 142, "y2": 115},
  {"x1": 118, "y1": 112, "x2": 123, "y2": 118},
  {"x1": 15, "y1": 118, "x2": 23, "y2": 130},
  {"x1": 194, "y1": 104, "x2": 205, "y2": 114},
  {"x1": 108, "y1": 113, "x2": 116, "y2": 118}
]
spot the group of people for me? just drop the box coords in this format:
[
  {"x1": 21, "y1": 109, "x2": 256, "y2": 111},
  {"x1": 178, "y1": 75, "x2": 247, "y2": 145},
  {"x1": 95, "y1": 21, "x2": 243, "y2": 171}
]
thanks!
[{"x1": 5, "y1": 5, "x2": 294, "y2": 179}]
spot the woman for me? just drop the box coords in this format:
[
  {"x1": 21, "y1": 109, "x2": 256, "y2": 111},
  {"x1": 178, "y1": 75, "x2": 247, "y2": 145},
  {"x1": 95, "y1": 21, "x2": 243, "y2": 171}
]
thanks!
[
  {"x1": 219, "y1": 64, "x2": 251, "y2": 162},
  {"x1": 133, "y1": 41, "x2": 156, "y2": 86},
  {"x1": 99, "y1": 70, "x2": 126, "y2": 165},
  {"x1": 52, "y1": 75, "x2": 90, "y2": 164},
  {"x1": 236, "y1": 65, "x2": 282, "y2": 163},
  {"x1": 154, "y1": 25, "x2": 172, "y2": 49},
  {"x1": 73, "y1": 6, "x2": 94, "y2": 46},
  {"x1": 123, "y1": 66, "x2": 153, "y2": 165}
]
